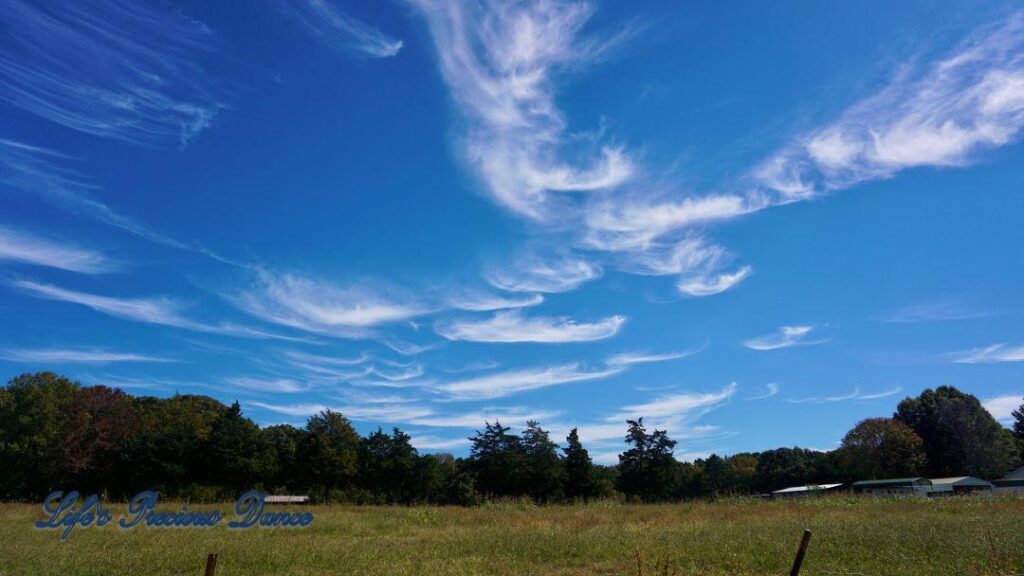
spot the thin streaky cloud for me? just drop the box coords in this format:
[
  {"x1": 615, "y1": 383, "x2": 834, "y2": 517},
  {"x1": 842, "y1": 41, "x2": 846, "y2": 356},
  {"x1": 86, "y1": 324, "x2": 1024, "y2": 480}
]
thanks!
[
  {"x1": 609, "y1": 383, "x2": 737, "y2": 422},
  {"x1": 224, "y1": 376, "x2": 309, "y2": 393},
  {"x1": 606, "y1": 344, "x2": 707, "y2": 367},
  {"x1": 785, "y1": 387, "x2": 902, "y2": 404},
  {"x1": 447, "y1": 291, "x2": 544, "y2": 312},
  {"x1": 432, "y1": 362, "x2": 622, "y2": 401},
  {"x1": 0, "y1": 0, "x2": 224, "y2": 146},
  {"x1": 485, "y1": 253, "x2": 602, "y2": 294},
  {"x1": 436, "y1": 310, "x2": 625, "y2": 343},
  {"x1": 275, "y1": 0, "x2": 403, "y2": 58},
  {"x1": 1, "y1": 347, "x2": 173, "y2": 364},
  {"x1": 11, "y1": 279, "x2": 303, "y2": 341},
  {"x1": 0, "y1": 225, "x2": 114, "y2": 273},
  {"x1": 747, "y1": 383, "x2": 780, "y2": 400},
  {"x1": 248, "y1": 400, "x2": 560, "y2": 429},
  {"x1": 743, "y1": 325, "x2": 827, "y2": 351},
  {"x1": 230, "y1": 270, "x2": 427, "y2": 338},
  {"x1": 677, "y1": 266, "x2": 752, "y2": 297},
  {"x1": 0, "y1": 140, "x2": 239, "y2": 265},
  {"x1": 952, "y1": 343, "x2": 1024, "y2": 364},
  {"x1": 410, "y1": 435, "x2": 470, "y2": 450},
  {"x1": 884, "y1": 302, "x2": 994, "y2": 323}
]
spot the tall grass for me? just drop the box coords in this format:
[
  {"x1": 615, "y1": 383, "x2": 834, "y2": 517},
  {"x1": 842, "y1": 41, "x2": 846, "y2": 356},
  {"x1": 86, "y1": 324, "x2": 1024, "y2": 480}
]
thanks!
[{"x1": 1, "y1": 495, "x2": 1022, "y2": 575}]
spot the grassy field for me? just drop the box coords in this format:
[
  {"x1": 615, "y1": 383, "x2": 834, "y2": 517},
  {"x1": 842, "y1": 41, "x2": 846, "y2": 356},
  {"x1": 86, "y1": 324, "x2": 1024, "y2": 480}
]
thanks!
[{"x1": 2, "y1": 496, "x2": 1023, "y2": 576}]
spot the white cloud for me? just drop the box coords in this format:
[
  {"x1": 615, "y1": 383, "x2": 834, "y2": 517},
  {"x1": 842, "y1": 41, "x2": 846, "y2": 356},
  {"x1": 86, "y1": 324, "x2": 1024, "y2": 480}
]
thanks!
[
  {"x1": 743, "y1": 325, "x2": 827, "y2": 351},
  {"x1": 0, "y1": 140, "x2": 234, "y2": 263},
  {"x1": 0, "y1": 225, "x2": 113, "y2": 273},
  {"x1": 0, "y1": 347, "x2": 172, "y2": 364},
  {"x1": 953, "y1": 343, "x2": 1024, "y2": 364},
  {"x1": 748, "y1": 383, "x2": 780, "y2": 400},
  {"x1": 448, "y1": 291, "x2": 544, "y2": 312},
  {"x1": 677, "y1": 266, "x2": 752, "y2": 297},
  {"x1": 11, "y1": 279, "x2": 301, "y2": 341},
  {"x1": 758, "y1": 13, "x2": 1024, "y2": 199},
  {"x1": 785, "y1": 387, "x2": 902, "y2": 404},
  {"x1": 610, "y1": 383, "x2": 737, "y2": 422},
  {"x1": 605, "y1": 346, "x2": 704, "y2": 367},
  {"x1": 982, "y1": 394, "x2": 1022, "y2": 423},
  {"x1": 485, "y1": 253, "x2": 602, "y2": 293},
  {"x1": 410, "y1": 435, "x2": 470, "y2": 450},
  {"x1": 0, "y1": 0, "x2": 223, "y2": 146},
  {"x1": 432, "y1": 362, "x2": 622, "y2": 401},
  {"x1": 231, "y1": 270, "x2": 426, "y2": 337},
  {"x1": 436, "y1": 310, "x2": 625, "y2": 343},
  {"x1": 274, "y1": 0, "x2": 403, "y2": 58},
  {"x1": 248, "y1": 400, "x2": 560, "y2": 429},
  {"x1": 410, "y1": 0, "x2": 635, "y2": 220},
  {"x1": 885, "y1": 302, "x2": 992, "y2": 323},
  {"x1": 225, "y1": 377, "x2": 309, "y2": 393}
]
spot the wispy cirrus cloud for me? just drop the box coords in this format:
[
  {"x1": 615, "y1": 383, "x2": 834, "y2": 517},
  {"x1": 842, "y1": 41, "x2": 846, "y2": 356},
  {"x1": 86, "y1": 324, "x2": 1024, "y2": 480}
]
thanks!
[
  {"x1": 677, "y1": 266, "x2": 753, "y2": 297},
  {"x1": 743, "y1": 325, "x2": 828, "y2": 351},
  {"x1": 248, "y1": 399, "x2": 559, "y2": 429},
  {"x1": 885, "y1": 301, "x2": 994, "y2": 323},
  {"x1": 485, "y1": 252, "x2": 602, "y2": 293},
  {"x1": 757, "y1": 12, "x2": 1024, "y2": 200},
  {"x1": 10, "y1": 279, "x2": 301, "y2": 341},
  {"x1": 952, "y1": 344, "x2": 1024, "y2": 364},
  {"x1": 447, "y1": 290, "x2": 544, "y2": 312},
  {"x1": 431, "y1": 362, "x2": 621, "y2": 401},
  {"x1": 436, "y1": 310, "x2": 625, "y2": 343},
  {"x1": 748, "y1": 383, "x2": 780, "y2": 400},
  {"x1": 0, "y1": 347, "x2": 172, "y2": 364},
  {"x1": 982, "y1": 394, "x2": 1022, "y2": 423},
  {"x1": 0, "y1": 140, "x2": 236, "y2": 264},
  {"x1": 610, "y1": 383, "x2": 737, "y2": 422},
  {"x1": 274, "y1": 0, "x2": 403, "y2": 58},
  {"x1": 230, "y1": 270, "x2": 427, "y2": 338},
  {"x1": 786, "y1": 386, "x2": 902, "y2": 404},
  {"x1": 409, "y1": 0, "x2": 636, "y2": 220},
  {"x1": 0, "y1": 224, "x2": 114, "y2": 273},
  {"x1": 0, "y1": 0, "x2": 224, "y2": 146},
  {"x1": 224, "y1": 376, "x2": 309, "y2": 393},
  {"x1": 605, "y1": 345, "x2": 705, "y2": 367}
]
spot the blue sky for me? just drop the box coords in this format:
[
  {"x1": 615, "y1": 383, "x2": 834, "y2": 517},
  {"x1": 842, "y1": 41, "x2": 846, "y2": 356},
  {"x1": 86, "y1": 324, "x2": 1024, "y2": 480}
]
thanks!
[{"x1": 1, "y1": 0, "x2": 1022, "y2": 463}]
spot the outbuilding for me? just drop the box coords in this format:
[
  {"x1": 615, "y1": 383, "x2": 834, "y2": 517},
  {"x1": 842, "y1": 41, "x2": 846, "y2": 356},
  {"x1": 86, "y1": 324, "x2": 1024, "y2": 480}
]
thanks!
[
  {"x1": 851, "y1": 477, "x2": 932, "y2": 496},
  {"x1": 928, "y1": 477, "x2": 994, "y2": 496},
  {"x1": 994, "y1": 466, "x2": 1024, "y2": 494},
  {"x1": 770, "y1": 483, "x2": 846, "y2": 499}
]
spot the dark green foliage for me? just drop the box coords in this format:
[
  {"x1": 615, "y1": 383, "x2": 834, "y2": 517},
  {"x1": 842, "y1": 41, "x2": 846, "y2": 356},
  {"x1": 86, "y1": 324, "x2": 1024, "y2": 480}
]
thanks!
[
  {"x1": 616, "y1": 419, "x2": 679, "y2": 502},
  {"x1": 836, "y1": 418, "x2": 926, "y2": 480},
  {"x1": 753, "y1": 447, "x2": 834, "y2": 493},
  {"x1": 562, "y1": 427, "x2": 596, "y2": 501},
  {"x1": 298, "y1": 410, "x2": 360, "y2": 499},
  {"x1": 895, "y1": 386, "x2": 1018, "y2": 478},
  {"x1": 521, "y1": 421, "x2": 564, "y2": 502},
  {"x1": 466, "y1": 421, "x2": 529, "y2": 498}
]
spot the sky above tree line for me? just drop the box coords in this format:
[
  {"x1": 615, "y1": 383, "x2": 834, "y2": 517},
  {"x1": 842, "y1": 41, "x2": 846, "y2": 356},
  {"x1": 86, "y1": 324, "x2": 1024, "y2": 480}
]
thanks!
[{"x1": 0, "y1": 0, "x2": 1022, "y2": 463}]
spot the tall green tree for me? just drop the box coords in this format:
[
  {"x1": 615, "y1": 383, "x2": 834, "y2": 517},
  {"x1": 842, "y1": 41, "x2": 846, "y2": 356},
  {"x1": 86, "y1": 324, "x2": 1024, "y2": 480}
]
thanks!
[
  {"x1": 895, "y1": 386, "x2": 1017, "y2": 478},
  {"x1": 467, "y1": 421, "x2": 528, "y2": 498},
  {"x1": 616, "y1": 419, "x2": 679, "y2": 502},
  {"x1": 521, "y1": 421, "x2": 564, "y2": 502},
  {"x1": 836, "y1": 418, "x2": 925, "y2": 480},
  {"x1": 0, "y1": 372, "x2": 79, "y2": 499},
  {"x1": 263, "y1": 424, "x2": 304, "y2": 491},
  {"x1": 754, "y1": 447, "x2": 833, "y2": 492},
  {"x1": 204, "y1": 401, "x2": 275, "y2": 494},
  {"x1": 298, "y1": 410, "x2": 360, "y2": 499},
  {"x1": 562, "y1": 427, "x2": 595, "y2": 501},
  {"x1": 359, "y1": 427, "x2": 429, "y2": 503}
]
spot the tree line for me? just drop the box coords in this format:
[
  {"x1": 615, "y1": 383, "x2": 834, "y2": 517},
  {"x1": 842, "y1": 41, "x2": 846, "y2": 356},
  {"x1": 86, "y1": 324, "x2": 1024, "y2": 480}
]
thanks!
[{"x1": 1, "y1": 372, "x2": 1021, "y2": 503}]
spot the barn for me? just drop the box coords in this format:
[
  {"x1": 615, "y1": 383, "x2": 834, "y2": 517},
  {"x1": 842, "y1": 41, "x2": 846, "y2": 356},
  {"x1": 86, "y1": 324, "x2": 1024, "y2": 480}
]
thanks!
[
  {"x1": 851, "y1": 477, "x2": 932, "y2": 496},
  {"x1": 928, "y1": 477, "x2": 994, "y2": 496},
  {"x1": 994, "y1": 466, "x2": 1024, "y2": 494}
]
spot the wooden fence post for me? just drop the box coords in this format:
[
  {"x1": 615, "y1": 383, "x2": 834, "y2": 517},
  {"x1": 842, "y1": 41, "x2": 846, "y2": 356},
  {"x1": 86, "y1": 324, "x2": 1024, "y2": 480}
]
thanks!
[
  {"x1": 204, "y1": 553, "x2": 219, "y2": 576},
  {"x1": 789, "y1": 529, "x2": 812, "y2": 576}
]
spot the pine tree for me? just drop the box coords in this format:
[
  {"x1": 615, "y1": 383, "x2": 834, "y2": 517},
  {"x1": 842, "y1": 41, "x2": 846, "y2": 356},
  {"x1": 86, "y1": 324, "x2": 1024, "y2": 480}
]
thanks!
[{"x1": 562, "y1": 427, "x2": 595, "y2": 501}]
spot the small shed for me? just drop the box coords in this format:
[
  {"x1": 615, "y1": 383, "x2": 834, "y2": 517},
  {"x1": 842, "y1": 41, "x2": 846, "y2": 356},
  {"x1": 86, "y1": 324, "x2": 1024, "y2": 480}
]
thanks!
[
  {"x1": 928, "y1": 477, "x2": 994, "y2": 496},
  {"x1": 851, "y1": 477, "x2": 932, "y2": 496},
  {"x1": 770, "y1": 483, "x2": 846, "y2": 499},
  {"x1": 994, "y1": 466, "x2": 1024, "y2": 494}
]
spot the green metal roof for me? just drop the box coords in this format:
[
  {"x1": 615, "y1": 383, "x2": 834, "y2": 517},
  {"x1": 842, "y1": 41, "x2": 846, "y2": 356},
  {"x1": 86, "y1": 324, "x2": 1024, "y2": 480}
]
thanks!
[
  {"x1": 851, "y1": 477, "x2": 931, "y2": 488},
  {"x1": 994, "y1": 478, "x2": 1024, "y2": 487}
]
